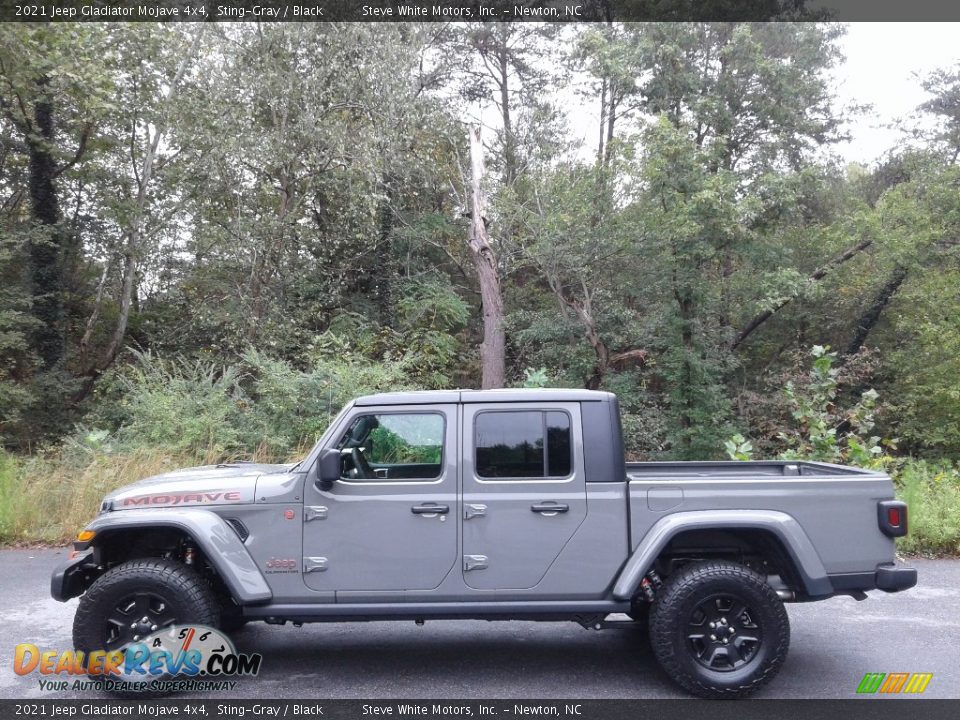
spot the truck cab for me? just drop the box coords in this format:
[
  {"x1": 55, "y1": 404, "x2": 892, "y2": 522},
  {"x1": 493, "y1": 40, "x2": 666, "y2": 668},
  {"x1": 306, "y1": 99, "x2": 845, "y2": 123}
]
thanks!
[{"x1": 299, "y1": 389, "x2": 617, "y2": 601}]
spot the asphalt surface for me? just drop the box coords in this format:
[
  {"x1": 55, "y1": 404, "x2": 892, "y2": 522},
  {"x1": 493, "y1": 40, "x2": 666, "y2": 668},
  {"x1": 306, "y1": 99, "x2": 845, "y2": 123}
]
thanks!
[{"x1": 0, "y1": 549, "x2": 956, "y2": 700}]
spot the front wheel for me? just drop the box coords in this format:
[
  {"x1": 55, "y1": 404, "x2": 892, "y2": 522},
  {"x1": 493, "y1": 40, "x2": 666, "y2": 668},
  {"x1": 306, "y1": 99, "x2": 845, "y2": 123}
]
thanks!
[
  {"x1": 648, "y1": 560, "x2": 790, "y2": 698},
  {"x1": 73, "y1": 558, "x2": 220, "y2": 656}
]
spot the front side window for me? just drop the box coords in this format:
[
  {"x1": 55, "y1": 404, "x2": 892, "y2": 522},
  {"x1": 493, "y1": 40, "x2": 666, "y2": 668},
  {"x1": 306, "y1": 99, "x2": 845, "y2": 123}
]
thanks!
[
  {"x1": 475, "y1": 411, "x2": 572, "y2": 479},
  {"x1": 337, "y1": 413, "x2": 444, "y2": 481}
]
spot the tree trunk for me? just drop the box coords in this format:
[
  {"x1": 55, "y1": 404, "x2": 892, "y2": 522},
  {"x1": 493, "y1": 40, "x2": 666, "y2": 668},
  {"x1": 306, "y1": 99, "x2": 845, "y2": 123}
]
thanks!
[
  {"x1": 603, "y1": 91, "x2": 617, "y2": 168},
  {"x1": 547, "y1": 276, "x2": 608, "y2": 390},
  {"x1": 26, "y1": 77, "x2": 65, "y2": 371},
  {"x1": 498, "y1": 46, "x2": 517, "y2": 186},
  {"x1": 76, "y1": 26, "x2": 205, "y2": 400},
  {"x1": 374, "y1": 185, "x2": 397, "y2": 328},
  {"x1": 579, "y1": 301, "x2": 608, "y2": 390},
  {"x1": 468, "y1": 125, "x2": 506, "y2": 390},
  {"x1": 731, "y1": 237, "x2": 874, "y2": 350},
  {"x1": 78, "y1": 259, "x2": 111, "y2": 363},
  {"x1": 845, "y1": 265, "x2": 908, "y2": 356},
  {"x1": 676, "y1": 288, "x2": 695, "y2": 453},
  {"x1": 597, "y1": 78, "x2": 607, "y2": 165}
]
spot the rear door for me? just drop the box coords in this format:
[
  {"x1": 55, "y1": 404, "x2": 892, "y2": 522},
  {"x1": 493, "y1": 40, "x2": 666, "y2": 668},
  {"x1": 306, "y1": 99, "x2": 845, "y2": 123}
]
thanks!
[
  {"x1": 461, "y1": 402, "x2": 587, "y2": 590},
  {"x1": 301, "y1": 404, "x2": 457, "y2": 594}
]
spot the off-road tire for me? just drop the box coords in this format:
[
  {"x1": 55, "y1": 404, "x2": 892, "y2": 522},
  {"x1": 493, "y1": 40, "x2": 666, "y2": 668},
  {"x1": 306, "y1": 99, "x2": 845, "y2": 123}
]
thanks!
[
  {"x1": 73, "y1": 558, "x2": 219, "y2": 656},
  {"x1": 649, "y1": 560, "x2": 790, "y2": 698}
]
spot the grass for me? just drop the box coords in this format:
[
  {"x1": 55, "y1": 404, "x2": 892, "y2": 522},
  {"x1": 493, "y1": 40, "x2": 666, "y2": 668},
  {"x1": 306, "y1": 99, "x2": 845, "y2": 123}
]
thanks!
[
  {"x1": 1, "y1": 449, "x2": 958, "y2": 554},
  {"x1": 894, "y1": 460, "x2": 960, "y2": 556},
  {"x1": 0, "y1": 446, "x2": 277, "y2": 545},
  {"x1": 0, "y1": 451, "x2": 20, "y2": 542}
]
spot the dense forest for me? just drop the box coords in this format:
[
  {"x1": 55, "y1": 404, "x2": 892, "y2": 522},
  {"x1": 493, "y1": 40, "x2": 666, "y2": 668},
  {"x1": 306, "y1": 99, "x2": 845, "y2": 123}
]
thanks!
[{"x1": 0, "y1": 22, "x2": 958, "y2": 548}]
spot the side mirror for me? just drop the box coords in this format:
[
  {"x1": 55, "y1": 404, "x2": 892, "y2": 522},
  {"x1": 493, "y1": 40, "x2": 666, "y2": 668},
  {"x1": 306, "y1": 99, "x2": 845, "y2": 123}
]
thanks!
[{"x1": 316, "y1": 448, "x2": 342, "y2": 490}]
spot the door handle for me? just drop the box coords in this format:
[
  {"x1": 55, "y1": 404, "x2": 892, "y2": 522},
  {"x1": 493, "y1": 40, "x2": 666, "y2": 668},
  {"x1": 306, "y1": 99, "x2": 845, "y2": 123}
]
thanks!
[
  {"x1": 411, "y1": 503, "x2": 450, "y2": 515},
  {"x1": 304, "y1": 506, "x2": 328, "y2": 522},
  {"x1": 531, "y1": 502, "x2": 569, "y2": 515},
  {"x1": 463, "y1": 554, "x2": 488, "y2": 572},
  {"x1": 303, "y1": 556, "x2": 328, "y2": 573},
  {"x1": 464, "y1": 503, "x2": 487, "y2": 520}
]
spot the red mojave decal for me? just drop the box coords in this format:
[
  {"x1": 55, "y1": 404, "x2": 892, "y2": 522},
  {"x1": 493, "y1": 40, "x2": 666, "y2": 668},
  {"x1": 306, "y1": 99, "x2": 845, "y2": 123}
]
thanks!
[{"x1": 122, "y1": 491, "x2": 243, "y2": 507}]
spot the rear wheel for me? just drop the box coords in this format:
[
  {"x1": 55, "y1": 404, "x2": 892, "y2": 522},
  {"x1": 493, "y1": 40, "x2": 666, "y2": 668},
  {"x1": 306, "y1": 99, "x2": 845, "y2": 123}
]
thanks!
[{"x1": 648, "y1": 560, "x2": 789, "y2": 698}]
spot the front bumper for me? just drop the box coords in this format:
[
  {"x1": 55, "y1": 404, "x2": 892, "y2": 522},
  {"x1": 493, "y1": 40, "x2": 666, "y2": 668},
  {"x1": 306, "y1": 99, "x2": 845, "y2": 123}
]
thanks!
[{"x1": 50, "y1": 549, "x2": 95, "y2": 602}]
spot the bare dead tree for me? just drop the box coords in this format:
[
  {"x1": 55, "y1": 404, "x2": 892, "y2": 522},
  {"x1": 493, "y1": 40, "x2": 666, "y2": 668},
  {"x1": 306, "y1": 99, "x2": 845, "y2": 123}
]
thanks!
[{"x1": 467, "y1": 125, "x2": 505, "y2": 389}]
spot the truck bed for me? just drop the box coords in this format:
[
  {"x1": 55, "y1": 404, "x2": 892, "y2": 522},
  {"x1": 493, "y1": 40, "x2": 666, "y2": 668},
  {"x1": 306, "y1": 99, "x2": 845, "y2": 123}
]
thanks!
[{"x1": 624, "y1": 459, "x2": 895, "y2": 579}]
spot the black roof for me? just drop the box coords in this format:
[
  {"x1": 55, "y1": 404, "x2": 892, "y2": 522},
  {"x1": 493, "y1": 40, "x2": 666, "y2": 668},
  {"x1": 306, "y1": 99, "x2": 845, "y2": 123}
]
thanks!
[{"x1": 353, "y1": 389, "x2": 615, "y2": 406}]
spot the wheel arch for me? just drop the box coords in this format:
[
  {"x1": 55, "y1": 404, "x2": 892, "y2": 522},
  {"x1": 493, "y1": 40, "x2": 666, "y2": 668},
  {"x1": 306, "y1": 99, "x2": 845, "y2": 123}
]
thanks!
[
  {"x1": 66, "y1": 509, "x2": 271, "y2": 604},
  {"x1": 613, "y1": 510, "x2": 832, "y2": 600}
]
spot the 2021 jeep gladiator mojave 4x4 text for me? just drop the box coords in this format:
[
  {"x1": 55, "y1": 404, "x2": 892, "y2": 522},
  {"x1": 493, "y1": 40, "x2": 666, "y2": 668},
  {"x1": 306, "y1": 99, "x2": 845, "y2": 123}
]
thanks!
[{"x1": 52, "y1": 389, "x2": 917, "y2": 697}]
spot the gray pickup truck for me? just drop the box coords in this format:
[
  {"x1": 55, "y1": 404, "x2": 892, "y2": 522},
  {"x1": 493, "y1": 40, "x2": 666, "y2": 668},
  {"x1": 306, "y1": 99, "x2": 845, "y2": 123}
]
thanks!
[{"x1": 52, "y1": 389, "x2": 916, "y2": 697}]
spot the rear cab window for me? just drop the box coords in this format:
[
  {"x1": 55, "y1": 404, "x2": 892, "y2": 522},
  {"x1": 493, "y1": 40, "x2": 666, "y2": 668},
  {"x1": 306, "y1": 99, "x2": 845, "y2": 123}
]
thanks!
[{"x1": 474, "y1": 410, "x2": 572, "y2": 479}]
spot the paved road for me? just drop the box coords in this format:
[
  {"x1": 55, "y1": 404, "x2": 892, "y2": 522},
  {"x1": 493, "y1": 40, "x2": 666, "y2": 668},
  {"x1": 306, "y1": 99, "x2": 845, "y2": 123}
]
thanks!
[{"x1": 0, "y1": 549, "x2": 956, "y2": 699}]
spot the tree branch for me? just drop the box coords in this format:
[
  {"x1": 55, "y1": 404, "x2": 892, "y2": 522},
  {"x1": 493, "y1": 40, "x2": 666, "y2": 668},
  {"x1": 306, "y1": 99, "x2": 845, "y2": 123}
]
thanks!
[
  {"x1": 731, "y1": 237, "x2": 874, "y2": 350},
  {"x1": 52, "y1": 123, "x2": 93, "y2": 178},
  {"x1": 845, "y1": 265, "x2": 908, "y2": 356}
]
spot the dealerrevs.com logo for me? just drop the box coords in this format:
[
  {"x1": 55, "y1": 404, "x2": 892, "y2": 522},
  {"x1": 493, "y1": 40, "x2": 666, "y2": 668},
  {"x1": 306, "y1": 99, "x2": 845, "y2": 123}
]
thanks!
[{"x1": 14, "y1": 625, "x2": 262, "y2": 693}]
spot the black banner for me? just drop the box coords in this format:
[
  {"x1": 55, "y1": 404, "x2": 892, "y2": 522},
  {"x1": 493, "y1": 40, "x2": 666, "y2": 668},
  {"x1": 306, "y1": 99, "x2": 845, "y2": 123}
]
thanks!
[
  {"x1": 2, "y1": 0, "x2": 960, "y2": 23},
  {"x1": 1, "y1": 700, "x2": 960, "y2": 720}
]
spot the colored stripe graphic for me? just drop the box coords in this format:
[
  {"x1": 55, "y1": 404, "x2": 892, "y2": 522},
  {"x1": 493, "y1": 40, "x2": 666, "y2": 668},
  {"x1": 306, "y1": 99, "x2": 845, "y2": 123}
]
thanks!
[
  {"x1": 903, "y1": 673, "x2": 933, "y2": 694},
  {"x1": 857, "y1": 673, "x2": 885, "y2": 694},
  {"x1": 856, "y1": 672, "x2": 932, "y2": 694},
  {"x1": 880, "y1": 673, "x2": 910, "y2": 693}
]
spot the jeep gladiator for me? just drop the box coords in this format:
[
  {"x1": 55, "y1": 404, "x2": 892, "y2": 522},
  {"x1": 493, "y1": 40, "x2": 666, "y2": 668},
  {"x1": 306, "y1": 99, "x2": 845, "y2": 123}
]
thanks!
[{"x1": 51, "y1": 389, "x2": 917, "y2": 697}]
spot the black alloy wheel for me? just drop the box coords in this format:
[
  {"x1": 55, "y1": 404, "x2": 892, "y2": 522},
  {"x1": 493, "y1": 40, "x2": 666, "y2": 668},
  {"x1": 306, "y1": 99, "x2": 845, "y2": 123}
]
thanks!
[
  {"x1": 102, "y1": 589, "x2": 178, "y2": 650},
  {"x1": 649, "y1": 560, "x2": 790, "y2": 698},
  {"x1": 685, "y1": 593, "x2": 763, "y2": 671}
]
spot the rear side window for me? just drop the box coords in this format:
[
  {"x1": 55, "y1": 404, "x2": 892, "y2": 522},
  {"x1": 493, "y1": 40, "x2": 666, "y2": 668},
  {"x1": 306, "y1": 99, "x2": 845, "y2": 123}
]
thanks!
[{"x1": 475, "y1": 411, "x2": 572, "y2": 479}]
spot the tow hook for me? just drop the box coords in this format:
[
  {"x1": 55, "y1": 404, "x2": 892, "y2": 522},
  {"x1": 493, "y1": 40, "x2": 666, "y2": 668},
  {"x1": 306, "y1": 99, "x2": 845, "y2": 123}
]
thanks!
[{"x1": 640, "y1": 570, "x2": 663, "y2": 602}]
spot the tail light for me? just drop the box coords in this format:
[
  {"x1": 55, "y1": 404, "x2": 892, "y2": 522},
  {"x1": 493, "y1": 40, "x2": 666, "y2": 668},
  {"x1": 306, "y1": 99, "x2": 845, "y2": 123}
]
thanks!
[{"x1": 878, "y1": 500, "x2": 908, "y2": 537}]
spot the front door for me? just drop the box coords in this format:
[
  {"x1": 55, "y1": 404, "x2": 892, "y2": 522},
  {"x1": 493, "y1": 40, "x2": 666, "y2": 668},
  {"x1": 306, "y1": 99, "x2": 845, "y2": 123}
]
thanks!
[
  {"x1": 302, "y1": 404, "x2": 457, "y2": 594},
  {"x1": 461, "y1": 402, "x2": 588, "y2": 590}
]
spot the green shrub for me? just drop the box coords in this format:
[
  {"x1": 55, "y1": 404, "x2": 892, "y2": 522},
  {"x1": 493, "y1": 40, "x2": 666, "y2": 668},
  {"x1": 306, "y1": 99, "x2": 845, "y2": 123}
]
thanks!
[
  {"x1": 240, "y1": 349, "x2": 412, "y2": 455},
  {"x1": 81, "y1": 347, "x2": 418, "y2": 461},
  {"x1": 894, "y1": 460, "x2": 960, "y2": 555},
  {"x1": 885, "y1": 270, "x2": 960, "y2": 457},
  {"x1": 111, "y1": 351, "x2": 245, "y2": 456},
  {"x1": 778, "y1": 346, "x2": 886, "y2": 465},
  {"x1": 0, "y1": 450, "x2": 20, "y2": 541}
]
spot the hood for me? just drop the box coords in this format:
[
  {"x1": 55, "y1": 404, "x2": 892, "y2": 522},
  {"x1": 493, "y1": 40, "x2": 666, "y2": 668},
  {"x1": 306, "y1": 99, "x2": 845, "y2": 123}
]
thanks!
[{"x1": 102, "y1": 462, "x2": 294, "y2": 511}]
